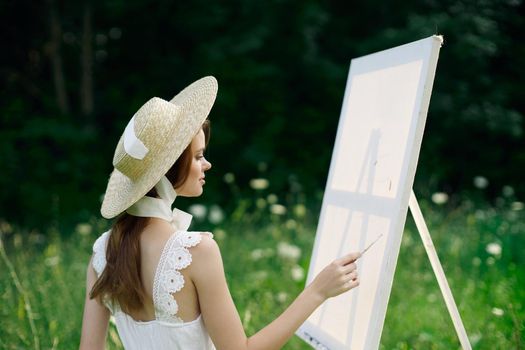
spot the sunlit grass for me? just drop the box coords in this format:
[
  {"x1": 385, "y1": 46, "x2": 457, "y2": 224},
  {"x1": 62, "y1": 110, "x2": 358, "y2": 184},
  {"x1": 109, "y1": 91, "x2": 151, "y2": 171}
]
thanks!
[{"x1": 0, "y1": 192, "x2": 523, "y2": 349}]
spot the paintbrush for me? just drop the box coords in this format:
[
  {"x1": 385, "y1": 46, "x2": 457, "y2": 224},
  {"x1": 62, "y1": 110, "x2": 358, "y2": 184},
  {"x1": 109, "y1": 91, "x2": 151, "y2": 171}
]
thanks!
[{"x1": 360, "y1": 233, "x2": 384, "y2": 256}]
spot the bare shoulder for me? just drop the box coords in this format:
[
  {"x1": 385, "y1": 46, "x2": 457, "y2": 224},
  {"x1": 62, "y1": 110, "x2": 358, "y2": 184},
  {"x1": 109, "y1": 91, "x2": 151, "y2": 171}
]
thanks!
[
  {"x1": 187, "y1": 233, "x2": 223, "y2": 279},
  {"x1": 190, "y1": 233, "x2": 221, "y2": 260}
]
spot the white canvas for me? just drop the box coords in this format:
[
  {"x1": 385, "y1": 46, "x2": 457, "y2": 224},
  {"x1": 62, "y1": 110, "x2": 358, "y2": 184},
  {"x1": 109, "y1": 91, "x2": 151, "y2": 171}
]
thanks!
[{"x1": 297, "y1": 36, "x2": 443, "y2": 350}]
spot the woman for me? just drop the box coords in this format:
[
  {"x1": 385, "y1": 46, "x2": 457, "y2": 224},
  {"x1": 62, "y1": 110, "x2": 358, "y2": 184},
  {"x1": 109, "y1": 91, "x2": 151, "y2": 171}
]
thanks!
[{"x1": 80, "y1": 76, "x2": 361, "y2": 349}]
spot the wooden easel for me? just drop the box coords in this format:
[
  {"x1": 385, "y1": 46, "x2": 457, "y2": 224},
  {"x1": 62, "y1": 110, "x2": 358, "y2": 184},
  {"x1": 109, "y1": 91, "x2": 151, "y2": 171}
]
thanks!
[{"x1": 409, "y1": 190, "x2": 472, "y2": 349}]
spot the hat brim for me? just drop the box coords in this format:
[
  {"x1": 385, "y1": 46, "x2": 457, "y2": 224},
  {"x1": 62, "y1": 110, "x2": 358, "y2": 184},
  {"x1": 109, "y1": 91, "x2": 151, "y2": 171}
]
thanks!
[{"x1": 100, "y1": 76, "x2": 217, "y2": 219}]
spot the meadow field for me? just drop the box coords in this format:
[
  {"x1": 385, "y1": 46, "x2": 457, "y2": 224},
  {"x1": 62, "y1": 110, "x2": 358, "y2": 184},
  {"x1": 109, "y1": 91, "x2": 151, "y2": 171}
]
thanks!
[{"x1": 1, "y1": 193, "x2": 523, "y2": 349}]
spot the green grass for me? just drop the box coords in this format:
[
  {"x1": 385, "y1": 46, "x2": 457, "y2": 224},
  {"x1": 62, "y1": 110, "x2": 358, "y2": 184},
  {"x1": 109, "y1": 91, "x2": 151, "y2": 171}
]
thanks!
[{"x1": 0, "y1": 196, "x2": 523, "y2": 349}]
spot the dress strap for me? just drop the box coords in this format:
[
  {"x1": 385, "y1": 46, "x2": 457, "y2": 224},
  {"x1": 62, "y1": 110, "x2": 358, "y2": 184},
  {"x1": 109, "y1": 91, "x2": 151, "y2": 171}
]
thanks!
[{"x1": 152, "y1": 231, "x2": 212, "y2": 323}]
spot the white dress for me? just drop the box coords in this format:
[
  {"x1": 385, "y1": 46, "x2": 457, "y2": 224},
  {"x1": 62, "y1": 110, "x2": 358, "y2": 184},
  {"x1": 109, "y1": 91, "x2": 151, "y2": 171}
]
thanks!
[{"x1": 91, "y1": 176, "x2": 216, "y2": 349}]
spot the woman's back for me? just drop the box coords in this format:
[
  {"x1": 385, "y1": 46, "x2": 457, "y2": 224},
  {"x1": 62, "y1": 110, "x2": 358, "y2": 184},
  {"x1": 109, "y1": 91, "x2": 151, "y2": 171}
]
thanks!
[
  {"x1": 91, "y1": 212, "x2": 216, "y2": 349},
  {"x1": 136, "y1": 218, "x2": 201, "y2": 323}
]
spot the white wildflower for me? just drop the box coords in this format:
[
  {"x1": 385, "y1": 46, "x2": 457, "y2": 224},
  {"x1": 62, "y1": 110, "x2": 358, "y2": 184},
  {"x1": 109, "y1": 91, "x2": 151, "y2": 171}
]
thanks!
[
  {"x1": 214, "y1": 229, "x2": 226, "y2": 240},
  {"x1": 277, "y1": 242, "x2": 301, "y2": 261},
  {"x1": 257, "y1": 162, "x2": 268, "y2": 172},
  {"x1": 473, "y1": 176, "x2": 489, "y2": 189},
  {"x1": 96, "y1": 33, "x2": 108, "y2": 45},
  {"x1": 223, "y1": 172, "x2": 235, "y2": 184},
  {"x1": 256, "y1": 198, "x2": 266, "y2": 209},
  {"x1": 285, "y1": 219, "x2": 297, "y2": 230},
  {"x1": 502, "y1": 186, "x2": 514, "y2": 197},
  {"x1": 418, "y1": 333, "x2": 432, "y2": 342},
  {"x1": 28, "y1": 233, "x2": 46, "y2": 244},
  {"x1": 276, "y1": 292, "x2": 288, "y2": 303},
  {"x1": 251, "y1": 249, "x2": 264, "y2": 260},
  {"x1": 254, "y1": 270, "x2": 268, "y2": 281},
  {"x1": 45, "y1": 256, "x2": 60, "y2": 267},
  {"x1": 250, "y1": 178, "x2": 269, "y2": 190},
  {"x1": 293, "y1": 204, "x2": 306, "y2": 218},
  {"x1": 108, "y1": 27, "x2": 122, "y2": 40},
  {"x1": 13, "y1": 234, "x2": 22, "y2": 248},
  {"x1": 475, "y1": 210, "x2": 485, "y2": 220},
  {"x1": 291, "y1": 265, "x2": 305, "y2": 281},
  {"x1": 486, "y1": 242, "x2": 502, "y2": 256},
  {"x1": 426, "y1": 293, "x2": 437, "y2": 303},
  {"x1": 431, "y1": 192, "x2": 449, "y2": 205},
  {"x1": 511, "y1": 201, "x2": 524, "y2": 211},
  {"x1": 188, "y1": 204, "x2": 207, "y2": 219},
  {"x1": 208, "y1": 205, "x2": 224, "y2": 224},
  {"x1": 491, "y1": 307, "x2": 504, "y2": 316},
  {"x1": 251, "y1": 248, "x2": 274, "y2": 260},
  {"x1": 243, "y1": 309, "x2": 251, "y2": 327},
  {"x1": 76, "y1": 223, "x2": 92, "y2": 236},
  {"x1": 96, "y1": 50, "x2": 108, "y2": 62},
  {"x1": 270, "y1": 204, "x2": 287, "y2": 215},
  {"x1": 470, "y1": 333, "x2": 482, "y2": 346},
  {"x1": 267, "y1": 194, "x2": 278, "y2": 204},
  {"x1": 0, "y1": 220, "x2": 13, "y2": 234}
]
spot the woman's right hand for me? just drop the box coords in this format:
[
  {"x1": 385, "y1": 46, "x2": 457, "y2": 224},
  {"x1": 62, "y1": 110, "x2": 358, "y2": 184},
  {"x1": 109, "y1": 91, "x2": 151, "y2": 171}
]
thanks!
[{"x1": 308, "y1": 252, "x2": 361, "y2": 300}]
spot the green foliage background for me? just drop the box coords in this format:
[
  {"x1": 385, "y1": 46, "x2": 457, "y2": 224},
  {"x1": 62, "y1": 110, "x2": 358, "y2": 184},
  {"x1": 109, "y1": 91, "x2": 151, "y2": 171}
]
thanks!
[
  {"x1": 1, "y1": 0, "x2": 524, "y2": 229},
  {"x1": 1, "y1": 1, "x2": 524, "y2": 348},
  {"x1": 1, "y1": 195, "x2": 524, "y2": 348}
]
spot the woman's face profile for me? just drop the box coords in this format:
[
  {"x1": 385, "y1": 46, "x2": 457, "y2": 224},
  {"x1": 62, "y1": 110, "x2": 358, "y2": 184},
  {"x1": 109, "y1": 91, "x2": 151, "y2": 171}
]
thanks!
[{"x1": 176, "y1": 129, "x2": 211, "y2": 197}]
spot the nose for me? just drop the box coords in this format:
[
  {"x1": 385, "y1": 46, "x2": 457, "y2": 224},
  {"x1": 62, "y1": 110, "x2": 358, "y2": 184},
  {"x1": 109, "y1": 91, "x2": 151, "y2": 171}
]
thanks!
[{"x1": 203, "y1": 157, "x2": 212, "y2": 171}]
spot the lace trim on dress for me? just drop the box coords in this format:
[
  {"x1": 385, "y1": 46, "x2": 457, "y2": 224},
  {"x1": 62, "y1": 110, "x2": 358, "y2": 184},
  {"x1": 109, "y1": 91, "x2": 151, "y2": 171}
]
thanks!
[{"x1": 153, "y1": 231, "x2": 212, "y2": 323}]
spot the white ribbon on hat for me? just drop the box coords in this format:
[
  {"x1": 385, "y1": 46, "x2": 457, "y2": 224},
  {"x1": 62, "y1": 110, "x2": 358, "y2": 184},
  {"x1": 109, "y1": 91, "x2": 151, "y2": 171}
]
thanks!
[
  {"x1": 123, "y1": 115, "x2": 149, "y2": 160},
  {"x1": 126, "y1": 176, "x2": 192, "y2": 231}
]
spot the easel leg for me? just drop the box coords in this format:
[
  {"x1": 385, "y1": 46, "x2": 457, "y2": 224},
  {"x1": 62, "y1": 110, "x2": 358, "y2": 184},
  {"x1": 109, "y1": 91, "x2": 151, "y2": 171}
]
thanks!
[{"x1": 409, "y1": 190, "x2": 472, "y2": 350}]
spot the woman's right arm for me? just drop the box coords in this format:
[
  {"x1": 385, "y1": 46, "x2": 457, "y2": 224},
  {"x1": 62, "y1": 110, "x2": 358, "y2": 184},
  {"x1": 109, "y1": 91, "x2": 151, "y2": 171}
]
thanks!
[{"x1": 190, "y1": 235, "x2": 360, "y2": 350}]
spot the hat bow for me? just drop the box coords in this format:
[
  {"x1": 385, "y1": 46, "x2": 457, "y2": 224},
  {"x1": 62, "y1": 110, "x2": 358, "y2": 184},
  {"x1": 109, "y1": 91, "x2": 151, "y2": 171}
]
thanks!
[{"x1": 126, "y1": 176, "x2": 192, "y2": 231}]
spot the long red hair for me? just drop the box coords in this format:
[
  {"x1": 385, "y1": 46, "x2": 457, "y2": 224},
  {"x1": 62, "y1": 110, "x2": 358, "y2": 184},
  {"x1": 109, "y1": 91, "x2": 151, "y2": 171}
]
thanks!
[{"x1": 90, "y1": 120, "x2": 210, "y2": 313}]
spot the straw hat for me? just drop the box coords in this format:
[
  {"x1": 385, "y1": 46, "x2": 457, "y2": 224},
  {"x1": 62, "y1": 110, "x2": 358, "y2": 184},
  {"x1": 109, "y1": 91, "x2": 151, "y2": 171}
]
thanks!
[{"x1": 100, "y1": 76, "x2": 218, "y2": 219}]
